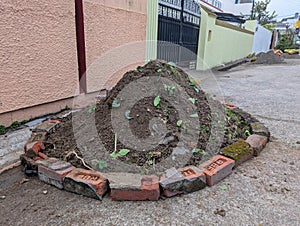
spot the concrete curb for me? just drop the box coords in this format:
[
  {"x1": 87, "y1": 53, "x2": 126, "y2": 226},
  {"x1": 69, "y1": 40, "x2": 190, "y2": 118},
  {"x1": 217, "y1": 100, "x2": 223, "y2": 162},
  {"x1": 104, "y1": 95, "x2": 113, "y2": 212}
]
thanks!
[{"x1": 19, "y1": 103, "x2": 270, "y2": 201}]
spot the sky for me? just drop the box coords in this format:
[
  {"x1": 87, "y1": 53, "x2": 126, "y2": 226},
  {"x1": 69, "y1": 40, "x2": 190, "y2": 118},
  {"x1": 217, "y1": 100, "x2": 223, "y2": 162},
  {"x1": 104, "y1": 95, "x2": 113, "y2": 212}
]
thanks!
[{"x1": 267, "y1": 0, "x2": 300, "y2": 19}]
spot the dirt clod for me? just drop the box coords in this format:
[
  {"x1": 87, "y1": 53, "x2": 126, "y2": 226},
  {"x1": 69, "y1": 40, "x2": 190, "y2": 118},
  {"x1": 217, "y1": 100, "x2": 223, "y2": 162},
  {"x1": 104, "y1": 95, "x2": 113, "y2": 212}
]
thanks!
[{"x1": 214, "y1": 208, "x2": 226, "y2": 217}]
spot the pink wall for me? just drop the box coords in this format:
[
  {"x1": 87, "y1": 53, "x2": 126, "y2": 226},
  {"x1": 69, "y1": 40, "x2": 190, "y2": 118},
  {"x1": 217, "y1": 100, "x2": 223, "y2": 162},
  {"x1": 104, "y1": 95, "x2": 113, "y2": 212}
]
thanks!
[
  {"x1": 83, "y1": 0, "x2": 147, "y2": 92},
  {"x1": 0, "y1": 0, "x2": 78, "y2": 126},
  {"x1": 0, "y1": 0, "x2": 148, "y2": 126}
]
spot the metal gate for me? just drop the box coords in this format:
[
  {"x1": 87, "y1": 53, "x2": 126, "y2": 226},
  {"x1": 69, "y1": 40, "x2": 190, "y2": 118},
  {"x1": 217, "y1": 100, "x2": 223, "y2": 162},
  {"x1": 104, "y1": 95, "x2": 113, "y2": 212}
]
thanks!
[{"x1": 157, "y1": 0, "x2": 201, "y2": 65}]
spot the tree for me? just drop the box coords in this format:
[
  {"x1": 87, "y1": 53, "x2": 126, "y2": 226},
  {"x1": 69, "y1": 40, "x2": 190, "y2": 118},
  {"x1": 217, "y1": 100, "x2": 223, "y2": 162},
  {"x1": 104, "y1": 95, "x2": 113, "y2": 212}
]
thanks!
[{"x1": 245, "y1": 0, "x2": 277, "y2": 25}]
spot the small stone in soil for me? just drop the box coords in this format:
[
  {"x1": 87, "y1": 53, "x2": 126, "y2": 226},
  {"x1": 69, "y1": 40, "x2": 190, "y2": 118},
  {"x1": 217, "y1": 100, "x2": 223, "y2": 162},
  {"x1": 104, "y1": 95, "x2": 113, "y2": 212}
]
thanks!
[
  {"x1": 214, "y1": 208, "x2": 226, "y2": 217},
  {"x1": 43, "y1": 190, "x2": 48, "y2": 195},
  {"x1": 19, "y1": 178, "x2": 30, "y2": 184},
  {"x1": 0, "y1": 196, "x2": 6, "y2": 199}
]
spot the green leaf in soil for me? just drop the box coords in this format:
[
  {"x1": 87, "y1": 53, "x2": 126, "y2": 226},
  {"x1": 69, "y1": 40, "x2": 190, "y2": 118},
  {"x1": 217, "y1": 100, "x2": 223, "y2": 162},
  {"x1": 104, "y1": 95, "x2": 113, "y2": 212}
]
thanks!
[
  {"x1": 110, "y1": 149, "x2": 131, "y2": 159},
  {"x1": 137, "y1": 66, "x2": 143, "y2": 72},
  {"x1": 110, "y1": 152, "x2": 119, "y2": 159},
  {"x1": 194, "y1": 87, "x2": 199, "y2": 93},
  {"x1": 147, "y1": 159, "x2": 154, "y2": 166},
  {"x1": 118, "y1": 149, "x2": 130, "y2": 157},
  {"x1": 192, "y1": 148, "x2": 207, "y2": 155},
  {"x1": 190, "y1": 113, "x2": 198, "y2": 118},
  {"x1": 154, "y1": 96, "x2": 161, "y2": 107},
  {"x1": 189, "y1": 80, "x2": 198, "y2": 87},
  {"x1": 166, "y1": 61, "x2": 177, "y2": 68},
  {"x1": 88, "y1": 105, "x2": 96, "y2": 113},
  {"x1": 189, "y1": 98, "x2": 197, "y2": 104},
  {"x1": 244, "y1": 130, "x2": 251, "y2": 136},
  {"x1": 125, "y1": 110, "x2": 133, "y2": 120},
  {"x1": 97, "y1": 160, "x2": 107, "y2": 170},
  {"x1": 112, "y1": 98, "x2": 121, "y2": 108},
  {"x1": 177, "y1": 120, "x2": 183, "y2": 127},
  {"x1": 219, "y1": 185, "x2": 228, "y2": 190},
  {"x1": 156, "y1": 68, "x2": 162, "y2": 73}
]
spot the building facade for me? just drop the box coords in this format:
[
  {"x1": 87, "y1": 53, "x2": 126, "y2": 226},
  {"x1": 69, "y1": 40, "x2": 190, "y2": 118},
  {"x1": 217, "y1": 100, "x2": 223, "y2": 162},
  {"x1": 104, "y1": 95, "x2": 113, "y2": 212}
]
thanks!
[
  {"x1": 222, "y1": 0, "x2": 253, "y2": 16},
  {"x1": 196, "y1": 0, "x2": 253, "y2": 15}
]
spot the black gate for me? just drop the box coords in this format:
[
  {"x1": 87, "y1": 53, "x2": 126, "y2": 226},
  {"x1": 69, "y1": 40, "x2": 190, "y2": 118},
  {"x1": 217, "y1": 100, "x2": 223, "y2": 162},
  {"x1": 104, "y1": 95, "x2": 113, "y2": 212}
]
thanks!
[{"x1": 157, "y1": 0, "x2": 201, "y2": 65}]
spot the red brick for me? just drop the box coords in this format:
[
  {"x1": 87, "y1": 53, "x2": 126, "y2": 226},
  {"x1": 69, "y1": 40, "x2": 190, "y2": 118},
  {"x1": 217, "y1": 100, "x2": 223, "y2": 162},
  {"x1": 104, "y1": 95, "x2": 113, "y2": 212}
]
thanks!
[
  {"x1": 37, "y1": 152, "x2": 48, "y2": 159},
  {"x1": 37, "y1": 158, "x2": 74, "y2": 189},
  {"x1": 106, "y1": 173, "x2": 160, "y2": 201},
  {"x1": 24, "y1": 141, "x2": 45, "y2": 158},
  {"x1": 48, "y1": 119, "x2": 61, "y2": 124},
  {"x1": 246, "y1": 134, "x2": 268, "y2": 156},
  {"x1": 63, "y1": 168, "x2": 108, "y2": 200},
  {"x1": 160, "y1": 166, "x2": 206, "y2": 197},
  {"x1": 199, "y1": 155, "x2": 235, "y2": 186},
  {"x1": 225, "y1": 103, "x2": 237, "y2": 109}
]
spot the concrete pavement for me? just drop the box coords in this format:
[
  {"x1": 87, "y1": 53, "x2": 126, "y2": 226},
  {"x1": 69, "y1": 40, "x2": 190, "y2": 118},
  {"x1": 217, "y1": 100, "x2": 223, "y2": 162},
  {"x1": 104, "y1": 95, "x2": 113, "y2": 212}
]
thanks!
[{"x1": 0, "y1": 59, "x2": 299, "y2": 225}]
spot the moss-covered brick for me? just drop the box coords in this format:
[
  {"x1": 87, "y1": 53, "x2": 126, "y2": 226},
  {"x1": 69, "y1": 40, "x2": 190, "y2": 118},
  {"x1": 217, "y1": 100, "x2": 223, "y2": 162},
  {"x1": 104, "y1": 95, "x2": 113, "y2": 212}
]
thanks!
[
  {"x1": 250, "y1": 122, "x2": 270, "y2": 140},
  {"x1": 219, "y1": 139, "x2": 253, "y2": 166}
]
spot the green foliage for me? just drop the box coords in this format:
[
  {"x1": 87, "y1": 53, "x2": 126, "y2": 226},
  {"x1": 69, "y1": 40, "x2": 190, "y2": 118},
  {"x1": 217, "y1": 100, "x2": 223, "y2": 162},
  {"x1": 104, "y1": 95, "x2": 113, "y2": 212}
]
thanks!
[
  {"x1": 147, "y1": 159, "x2": 154, "y2": 166},
  {"x1": 166, "y1": 62, "x2": 177, "y2": 68},
  {"x1": 244, "y1": 0, "x2": 276, "y2": 25},
  {"x1": 189, "y1": 80, "x2": 198, "y2": 87},
  {"x1": 276, "y1": 31, "x2": 299, "y2": 51},
  {"x1": 154, "y1": 96, "x2": 161, "y2": 107},
  {"x1": 112, "y1": 98, "x2": 121, "y2": 108},
  {"x1": 192, "y1": 148, "x2": 207, "y2": 156},
  {"x1": 189, "y1": 98, "x2": 197, "y2": 104},
  {"x1": 226, "y1": 109, "x2": 240, "y2": 121},
  {"x1": 219, "y1": 185, "x2": 228, "y2": 190},
  {"x1": 125, "y1": 110, "x2": 133, "y2": 120},
  {"x1": 10, "y1": 121, "x2": 21, "y2": 129},
  {"x1": 177, "y1": 120, "x2": 183, "y2": 127},
  {"x1": 110, "y1": 149, "x2": 130, "y2": 159},
  {"x1": 163, "y1": 84, "x2": 176, "y2": 96},
  {"x1": 244, "y1": 130, "x2": 251, "y2": 136},
  {"x1": 97, "y1": 160, "x2": 107, "y2": 170},
  {"x1": 190, "y1": 113, "x2": 198, "y2": 118},
  {"x1": 137, "y1": 66, "x2": 143, "y2": 72},
  {"x1": 263, "y1": 23, "x2": 276, "y2": 31},
  {"x1": 0, "y1": 125, "x2": 6, "y2": 135},
  {"x1": 156, "y1": 68, "x2": 162, "y2": 73},
  {"x1": 88, "y1": 103, "x2": 97, "y2": 113}
]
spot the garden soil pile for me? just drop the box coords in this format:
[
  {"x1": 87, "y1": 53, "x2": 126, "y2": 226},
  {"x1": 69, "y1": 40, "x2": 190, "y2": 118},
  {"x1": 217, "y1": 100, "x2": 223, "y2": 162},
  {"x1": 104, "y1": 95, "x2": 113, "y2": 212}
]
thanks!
[{"x1": 44, "y1": 60, "x2": 250, "y2": 174}]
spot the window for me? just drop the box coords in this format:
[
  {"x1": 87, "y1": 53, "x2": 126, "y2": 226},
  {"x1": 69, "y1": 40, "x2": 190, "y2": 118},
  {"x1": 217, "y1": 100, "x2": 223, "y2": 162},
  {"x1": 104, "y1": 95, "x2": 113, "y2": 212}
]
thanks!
[{"x1": 239, "y1": 0, "x2": 253, "y2": 4}]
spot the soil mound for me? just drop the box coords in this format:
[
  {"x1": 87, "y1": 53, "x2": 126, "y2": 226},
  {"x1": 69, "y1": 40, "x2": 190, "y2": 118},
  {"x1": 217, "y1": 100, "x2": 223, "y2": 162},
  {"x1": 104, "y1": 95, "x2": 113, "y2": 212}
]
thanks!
[{"x1": 44, "y1": 60, "x2": 250, "y2": 174}]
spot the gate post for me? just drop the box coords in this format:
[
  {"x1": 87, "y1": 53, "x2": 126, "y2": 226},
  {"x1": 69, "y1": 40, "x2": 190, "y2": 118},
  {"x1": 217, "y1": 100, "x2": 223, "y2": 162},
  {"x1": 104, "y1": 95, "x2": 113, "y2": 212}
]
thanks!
[
  {"x1": 179, "y1": 0, "x2": 185, "y2": 63},
  {"x1": 75, "y1": 0, "x2": 87, "y2": 93}
]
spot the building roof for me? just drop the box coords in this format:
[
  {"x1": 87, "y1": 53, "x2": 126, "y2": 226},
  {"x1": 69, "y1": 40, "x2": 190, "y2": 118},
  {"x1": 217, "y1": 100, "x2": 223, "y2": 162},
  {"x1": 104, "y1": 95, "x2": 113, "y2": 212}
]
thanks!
[{"x1": 215, "y1": 12, "x2": 246, "y2": 23}]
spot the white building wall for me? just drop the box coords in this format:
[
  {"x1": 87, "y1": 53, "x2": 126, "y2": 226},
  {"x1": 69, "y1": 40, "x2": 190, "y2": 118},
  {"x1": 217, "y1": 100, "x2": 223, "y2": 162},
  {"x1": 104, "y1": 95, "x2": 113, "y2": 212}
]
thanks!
[
  {"x1": 252, "y1": 21, "x2": 272, "y2": 53},
  {"x1": 222, "y1": 0, "x2": 252, "y2": 16}
]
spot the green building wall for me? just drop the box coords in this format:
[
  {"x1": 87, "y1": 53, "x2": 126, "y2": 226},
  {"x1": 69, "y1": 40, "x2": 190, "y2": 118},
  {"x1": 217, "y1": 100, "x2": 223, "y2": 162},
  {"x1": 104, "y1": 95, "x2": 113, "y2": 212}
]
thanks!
[
  {"x1": 197, "y1": 7, "x2": 255, "y2": 70},
  {"x1": 146, "y1": 0, "x2": 159, "y2": 62}
]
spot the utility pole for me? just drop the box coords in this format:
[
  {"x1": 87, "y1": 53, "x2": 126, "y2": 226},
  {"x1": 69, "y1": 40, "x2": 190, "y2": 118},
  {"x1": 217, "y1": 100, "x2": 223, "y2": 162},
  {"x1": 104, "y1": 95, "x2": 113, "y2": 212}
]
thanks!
[{"x1": 251, "y1": 0, "x2": 255, "y2": 19}]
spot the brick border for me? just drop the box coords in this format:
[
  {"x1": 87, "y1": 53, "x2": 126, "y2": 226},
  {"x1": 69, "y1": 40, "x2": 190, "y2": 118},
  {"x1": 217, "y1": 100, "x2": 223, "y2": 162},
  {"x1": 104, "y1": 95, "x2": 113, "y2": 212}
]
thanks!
[{"x1": 20, "y1": 103, "x2": 270, "y2": 201}]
